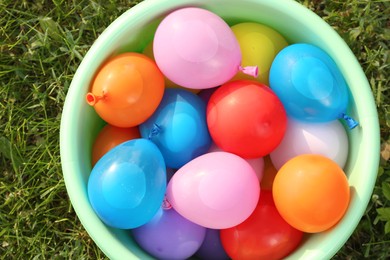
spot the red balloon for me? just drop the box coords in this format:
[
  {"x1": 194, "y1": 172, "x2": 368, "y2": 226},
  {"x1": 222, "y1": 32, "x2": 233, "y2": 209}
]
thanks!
[
  {"x1": 207, "y1": 80, "x2": 287, "y2": 158},
  {"x1": 220, "y1": 191, "x2": 303, "y2": 260}
]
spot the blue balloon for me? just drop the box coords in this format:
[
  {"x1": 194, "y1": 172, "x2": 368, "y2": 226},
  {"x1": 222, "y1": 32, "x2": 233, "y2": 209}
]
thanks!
[
  {"x1": 269, "y1": 43, "x2": 354, "y2": 126},
  {"x1": 140, "y1": 88, "x2": 212, "y2": 169},
  {"x1": 132, "y1": 208, "x2": 206, "y2": 260},
  {"x1": 88, "y1": 138, "x2": 166, "y2": 229}
]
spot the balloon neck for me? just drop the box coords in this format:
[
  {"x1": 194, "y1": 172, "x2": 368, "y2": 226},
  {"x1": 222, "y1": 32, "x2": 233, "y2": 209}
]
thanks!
[
  {"x1": 162, "y1": 196, "x2": 172, "y2": 210},
  {"x1": 239, "y1": 65, "x2": 259, "y2": 78},
  {"x1": 339, "y1": 113, "x2": 359, "y2": 129},
  {"x1": 86, "y1": 92, "x2": 105, "y2": 106},
  {"x1": 148, "y1": 123, "x2": 162, "y2": 139}
]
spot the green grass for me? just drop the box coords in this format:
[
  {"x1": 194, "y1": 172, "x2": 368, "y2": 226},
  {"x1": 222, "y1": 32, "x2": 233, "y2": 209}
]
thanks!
[{"x1": 0, "y1": 0, "x2": 388, "y2": 259}]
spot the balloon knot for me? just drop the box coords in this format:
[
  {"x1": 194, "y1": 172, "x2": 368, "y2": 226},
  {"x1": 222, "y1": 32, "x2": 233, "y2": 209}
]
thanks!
[
  {"x1": 86, "y1": 91, "x2": 106, "y2": 106},
  {"x1": 148, "y1": 123, "x2": 161, "y2": 139},
  {"x1": 239, "y1": 65, "x2": 259, "y2": 78},
  {"x1": 162, "y1": 196, "x2": 172, "y2": 210},
  {"x1": 339, "y1": 113, "x2": 359, "y2": 130}
]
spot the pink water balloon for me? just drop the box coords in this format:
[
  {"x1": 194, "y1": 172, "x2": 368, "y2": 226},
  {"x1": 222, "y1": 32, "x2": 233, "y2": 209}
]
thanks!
[
  {"x1": 166, "y1": 152, "x2": 260, "y2": 229},
  {"x1": 270, "y1": 118, "x2": 349, "y2": 170},
  {"x1": 208, "y1": 143, "x2": 264, "y2": 181},
  {"x1": 153, "y1": 7, "x2": 257, "y2": 89}
]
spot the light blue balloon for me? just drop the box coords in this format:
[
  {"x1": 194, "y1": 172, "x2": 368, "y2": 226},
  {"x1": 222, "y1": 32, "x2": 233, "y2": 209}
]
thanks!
[
  {"x1": 270, "y1": 43, "x2": 351, "y2": 124},
  {"x1": 140, "y1": 88, "x2": 212, "y2": 169},
  {"x1": 88, "y1": 138, "x2": 166, "y2": 229}
]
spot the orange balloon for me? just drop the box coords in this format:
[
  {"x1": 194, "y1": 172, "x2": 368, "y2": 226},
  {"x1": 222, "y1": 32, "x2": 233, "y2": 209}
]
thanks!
[
  {"x1": 272, "y1": 154, "x2": 350, "y2": 233},
  {"x1": 86, "y1": 52, "x2": 165, "y2": 127},
  {"x1": 260, "y1": 155, "x2": 278, "y2": 190},
  {"x1": 92, "y1": 124, "x2": 140, "y2": 166},
  {"x1": 142, "y1": 42, "x2": 200, "y2": 94}
]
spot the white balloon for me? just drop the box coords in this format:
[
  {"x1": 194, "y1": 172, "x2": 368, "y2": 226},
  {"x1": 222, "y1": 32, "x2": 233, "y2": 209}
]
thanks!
[
  {"x1": 208, "y1": 143, "x2": 264, "y2": 181},
  {"x1": 270, "y1": 118, "x2": 349, "y2": 170}
]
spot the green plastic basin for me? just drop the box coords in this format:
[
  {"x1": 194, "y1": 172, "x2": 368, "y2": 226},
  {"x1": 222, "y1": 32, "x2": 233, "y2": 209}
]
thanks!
[{"x1": 60, "y1": 0, "x2": 380, "y2": 259}]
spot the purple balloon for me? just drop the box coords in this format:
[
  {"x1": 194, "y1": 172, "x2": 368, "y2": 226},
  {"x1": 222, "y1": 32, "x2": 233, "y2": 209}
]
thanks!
[
  {"x1": 132, "y1": 208, "x2": 206, "y2": 260},
  {"x1": 166, "y1": 167, "x2": 176, "y2": 182},
  {"x1": 198, "y1": 87, "x2": 219, "y2": 103},
  {"x1": 196, "y1": 229, "x2": 230, "y2": 260}
]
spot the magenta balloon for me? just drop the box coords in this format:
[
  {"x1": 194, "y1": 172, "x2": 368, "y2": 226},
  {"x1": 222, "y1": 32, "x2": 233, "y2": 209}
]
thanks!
[
  {"x1": 166, "y1": 152, "x2": 260, "y2": 229},
  {"x1": 208, "y1": 143, "x2": 264, "y2": 181},
  {"x1": 153, "y1": 7, "x2": 242, "y2": 89},
  {"x1": 132, "y1": 208, "x2": 206, "y2": 260}
]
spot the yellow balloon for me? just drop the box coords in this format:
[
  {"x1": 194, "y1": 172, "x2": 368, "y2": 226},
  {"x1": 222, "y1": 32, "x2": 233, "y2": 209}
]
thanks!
[
  {"x1": 142, "y1": 42, "x2": 200, "y2": 94},
  {"x1": 231, "y1": 23, "x2": 288, "y2": 86}
]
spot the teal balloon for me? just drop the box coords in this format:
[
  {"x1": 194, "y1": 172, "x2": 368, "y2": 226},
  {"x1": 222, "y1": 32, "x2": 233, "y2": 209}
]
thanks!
[
  {"x1": 88, "y1": 138, "x2": 166, "y2": 229},
  {"x1": 140, "y1": 88, "x2": 212, "y2": 169},
  {"x1": 269, "y1": 43, "x2": 349, "y2": 123}
]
